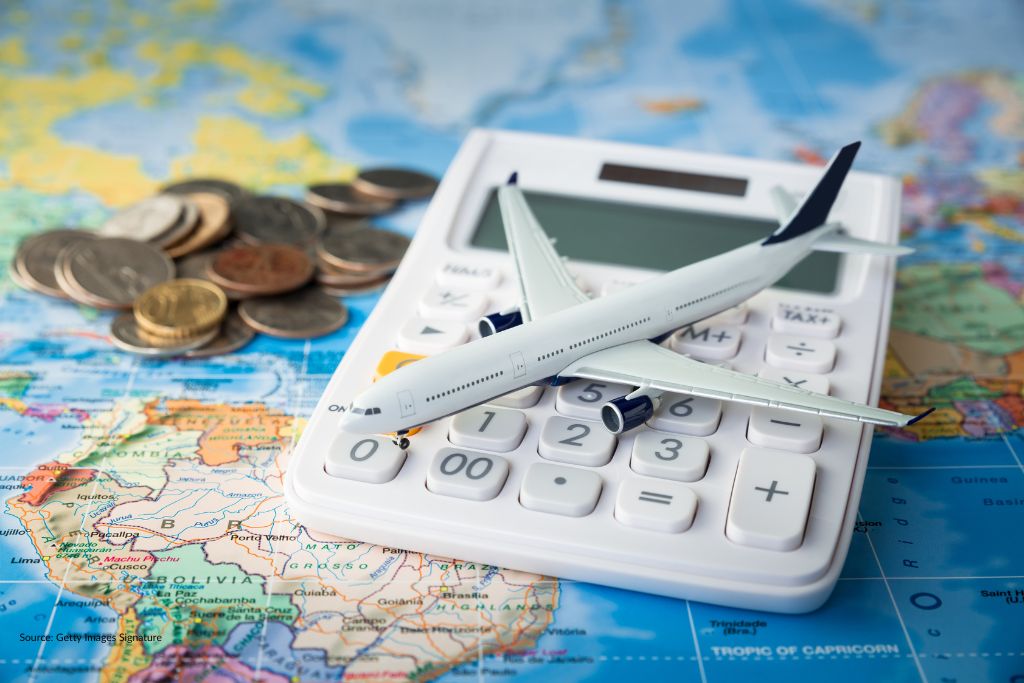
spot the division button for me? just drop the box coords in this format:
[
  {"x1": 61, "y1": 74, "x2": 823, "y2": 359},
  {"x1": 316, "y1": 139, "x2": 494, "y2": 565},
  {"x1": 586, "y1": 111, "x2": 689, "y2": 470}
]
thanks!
[
  {"x1": 555, "y1": 381, "x2": 632, "y2": 420},
  {"x1": 519, "y1": 463, "x2": 602, "y2": 517},
  {"x1": 764, "y1": 334, "x2": 836, "y2": 373},
  {"x1": 419, "y1": 287, "x2": 489, "y2": 322},
  {"x1": 773, "y1": 303, "x2": 840, "y2": 338},
  {"x1": 538, "y1": 416, "x2": 617, "y2": 467},
  {"x1": 426, "y1": 448, "x2": 509, "y2": 501},
  {"x1": 747, "y1": 407, "x2": 823, "y2": 453},
  {"x1": 397, "y1": 317, "x2": 467, "y2": 355},
  {"x1": 757, "y1": 367, "x2": 830, "y2": 395},
  {"x1": 436, "y1": 262, "x2": 501, "y2": 290},
  {"x1": 615, "y1": 478, "x2": 698, "y2": 533},
  {"x1": 325, "y1": 433, "x2": 406, "y2": 484},
  {"x1": 726, "y1": 448, "x2": 816, "y2": 551},
  {"x1": 490, "y1": 385, "x2": 544, "y2": 409},
  {"x1": 647, "y1": 393, "x2": 722, "y2": 436},
  {"x1": 631, "y1": 430, "x2": 709, "y2": 482},
  {"x1": 449, "y1": 406, "x2": 527, "y2": 452},
  {"x1": 671, "y1": 324, "x2": 742, "y2": 360}
]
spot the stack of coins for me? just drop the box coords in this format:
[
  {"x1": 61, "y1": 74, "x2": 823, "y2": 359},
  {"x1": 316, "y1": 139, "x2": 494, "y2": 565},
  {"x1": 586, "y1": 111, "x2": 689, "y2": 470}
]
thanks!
[{"x1": 9, "y1": 167, "x2": 436, "y2": 357}]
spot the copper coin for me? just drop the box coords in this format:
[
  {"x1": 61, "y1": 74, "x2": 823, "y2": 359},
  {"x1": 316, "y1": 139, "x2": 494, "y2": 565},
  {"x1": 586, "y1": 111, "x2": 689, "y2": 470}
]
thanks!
[
  {"x1": 305, "y1": 183, "x2": 395, "y2": 216},
  {"x1": 15, "y1": 229, "x2": 98, "y2": 298},
  {"x1": 208, "y1": 244, "x2": 313, "y2": 296},
  {"x1": 165, "y1": 193, "x2": 232, "y2": 258},
  {"x1": 316, "y1": 225, "x2": 409, "y2": 273},
  {"x1": 316, "y1": 263, "x2": 394, "y2": 286},
  {"x1": 352, "y1": 168, "x2": 438, "y2": 201},
  {"x1": 238, "y1": 288, "x2": 348, "y2": 339}
]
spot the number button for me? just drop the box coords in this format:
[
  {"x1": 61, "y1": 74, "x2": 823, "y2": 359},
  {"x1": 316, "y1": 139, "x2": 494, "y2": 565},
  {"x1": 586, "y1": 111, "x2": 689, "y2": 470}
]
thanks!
[
  {"x1": 764, "y1": 334, "x2": 836, "y2": 373},
  {"x1": 747, "y1": 407, "x2": 823, "y2": 453},
  {"x1": 490, "y1": 385, "x2": 544, "y2": 409},
  {"x1": 419, "y1": 287, "x2": 489, "y2": 322},
  {"x1": 631, "y1": 430, "x2": 709, "y2": 482},
  {"x1": 615, "y1": 478, "x2": 698, "y2": 533},
  {"x1": 555, "y1": 381, "x2": 632, "y2": 420},
  {"x1": 449, "y1": 406, "x2": 527, "y2": 452},
  {"x1": 726, "y1": 448, "x2": 816, "y2": 551},
  {"x1": 519, "y1": 463, "x2": 602, "y2": 517},
  {"x1": 538, "y1": 416, "x2": 617, "y2": 467},
  {"x1": 325, "y1": 434, "x2": 406, "y2": 483},
  {"x1": 426, "y1": 448, "x2": 509, "y2": 501},
  {"x1": 647, "y1": 393, "x2": 722, "y2": 436},
  {"x1": 671, "y1": 325, "x2": 742, "y2": 360}
]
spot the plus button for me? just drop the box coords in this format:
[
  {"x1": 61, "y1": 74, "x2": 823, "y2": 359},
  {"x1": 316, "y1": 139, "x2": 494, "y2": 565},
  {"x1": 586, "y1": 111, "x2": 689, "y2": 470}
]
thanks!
[{"x1": 754, "y1": 480, "x2": 789, "y2": 502}]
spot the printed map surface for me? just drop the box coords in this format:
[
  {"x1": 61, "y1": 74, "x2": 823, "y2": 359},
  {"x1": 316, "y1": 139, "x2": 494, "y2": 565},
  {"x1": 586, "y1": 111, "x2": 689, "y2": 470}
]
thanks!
[{"x1": 0, "y1": 1, "x2": 1021, "y2": 681}]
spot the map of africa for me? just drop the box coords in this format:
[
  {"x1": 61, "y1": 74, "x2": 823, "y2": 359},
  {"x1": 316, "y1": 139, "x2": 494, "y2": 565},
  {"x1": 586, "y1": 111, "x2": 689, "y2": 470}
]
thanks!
[{"x1": 1, "y1": 1, "x2": 1022, "y2": 681}]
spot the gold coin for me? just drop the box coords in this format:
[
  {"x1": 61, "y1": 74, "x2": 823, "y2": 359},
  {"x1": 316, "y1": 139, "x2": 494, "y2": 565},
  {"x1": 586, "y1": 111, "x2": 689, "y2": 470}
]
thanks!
[{"x1": 133, "y1": 278, "x2": 228, "y2": 339}]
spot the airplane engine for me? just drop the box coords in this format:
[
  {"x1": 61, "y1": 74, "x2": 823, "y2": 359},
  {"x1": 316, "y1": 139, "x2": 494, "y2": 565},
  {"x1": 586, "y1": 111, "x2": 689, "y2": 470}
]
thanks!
[
  {"x1": 601, "y1": 395, "x2": 655, "y2": 434},
  {"x1": 478, "y1": 310, "x2": 523, "y2": 337}
]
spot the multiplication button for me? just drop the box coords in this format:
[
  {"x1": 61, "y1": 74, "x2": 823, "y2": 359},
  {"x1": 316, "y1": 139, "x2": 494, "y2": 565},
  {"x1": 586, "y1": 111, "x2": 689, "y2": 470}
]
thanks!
[
  {"x1": 615, "y1": 478, "x2": 697, "y2": 533},
  {"x1": 764, "y1": 334, "x2": 836, "y2": 373},
  {"x1": 538, "y1": 416, "x2": 617, "y2": 467},
  {"x1": 647, "y1": 393, "x2": 722, "y2": 436},
  {"x1": 449, "y1": 406, "x2": 527, "y2": 452},
  {"x1": 726, "y1": 448, "x2": 816, "y2": 551},
  {"x1": 419, "y1": 287, "x2": 489, "y2": 322},
  {"x1": 520, "y1": 463, "x2": 602, "y2": 517},
  {"x1": 757, "y1": 367, "x2": 830, "y2": 395},
  {"x1": 325, "y1": 433, "x2": 406, "y2": 484},
  {"x1": 427, "y1": 448, "x2": 509, "y2": 501},
  {"x1": 631, "y1": 430, "x2": 709, "y2": 482}
]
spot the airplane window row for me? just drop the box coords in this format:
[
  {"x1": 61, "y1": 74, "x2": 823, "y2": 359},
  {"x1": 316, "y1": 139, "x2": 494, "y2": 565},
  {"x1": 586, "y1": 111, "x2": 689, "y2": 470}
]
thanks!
[
  {"x1": 426, "y1": 370, "x2": 506, "y2": 403},
  {"x1": 674, "y1": 279, "x2": 756, "y2": 312},
  {"x1": 563, "y1": 316, "x2": 653, "y2": 355}
]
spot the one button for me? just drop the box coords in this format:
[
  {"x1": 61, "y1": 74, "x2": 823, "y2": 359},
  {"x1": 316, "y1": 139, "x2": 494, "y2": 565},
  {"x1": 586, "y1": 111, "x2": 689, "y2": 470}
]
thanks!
[
  {"x1": 747, "y1": 407, "x2": 823, "y2": 453},
  {"x1": 726, "y1": 448, "x2": 816, "y2": 551},
  {"x1": 419, "y1": 287, "x2": 489, "y2": 322},
  {"x1": 436, "y1": 262, "x2": 501, "y2": 290},
  {"x1": 631, "y1": 430, "x2": 709, "y2": 482},
  {"x1": 764, "y1": 334, "x2": 836, "y2": 373},
  {"x1": 538, "y1": 416, "x2": 617, "y2": 467},
  {"x1": 426, "y1": 448, "x2": 509, "y2": 501},
  {"x1": 671, "y1": 325, "x2": 742, "y2": 360},
  {"x1": 555, "y1": 381, "x2": 632, "y2": 420},
  {"x1": 703, "y1": 303, "x2": 749, "y2": 326},
  {"x1": 490, "y1": 385, "x2": 544, "y2": 409},
  {"x1": 757, "y1": 367, "x2": 830, "y2": 395},
  {"x1": 520, "y1": 463, "x2": 602, "y2": 517},
  {"x1": 374, "y1": 350, "x2": 425, "y2": 380},
  {"x1": 449, "y1": 406, "x2": 527, "y2": 452},
  {"x1": 325, "y1": 434, "x2": 406, "y2": 484},
  {"x1": 397, "y1": 318, "x2": 467, "y2": 355},
  {"x1": 647, "y1": 393, "x2": 722, "y2": 436},
  {"x1": 615, "y1": 478, "x2": 698, "y2": 533},
  {"x1": 773, "y1": 304, "x2": 840, "y2": 339}
]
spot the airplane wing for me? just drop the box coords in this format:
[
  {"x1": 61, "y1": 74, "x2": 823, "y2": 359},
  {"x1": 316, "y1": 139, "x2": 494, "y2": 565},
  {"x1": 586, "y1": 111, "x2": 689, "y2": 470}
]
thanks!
[
  {"x1": 497, "y1": 176, "x2": 589, "y2": 321},
  {"x1": 561, "y1": 340, "x2": 930, "y2": 427}
]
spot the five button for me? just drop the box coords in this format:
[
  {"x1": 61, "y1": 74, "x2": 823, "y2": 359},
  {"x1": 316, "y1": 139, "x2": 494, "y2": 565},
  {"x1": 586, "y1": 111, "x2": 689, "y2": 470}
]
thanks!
[{"x1": 556, "y1": 381, "x2": 632, "y2": 420}]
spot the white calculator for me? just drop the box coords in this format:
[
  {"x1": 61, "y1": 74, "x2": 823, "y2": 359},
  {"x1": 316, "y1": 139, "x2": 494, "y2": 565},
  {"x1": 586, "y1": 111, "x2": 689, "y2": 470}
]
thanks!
[{"x1": 286, "y1": 129, "x2": 902, "y2": 613}]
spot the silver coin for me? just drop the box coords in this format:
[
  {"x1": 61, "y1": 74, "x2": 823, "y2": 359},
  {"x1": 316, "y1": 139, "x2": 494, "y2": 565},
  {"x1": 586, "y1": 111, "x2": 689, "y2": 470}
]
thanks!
[
  {"x1": 316, "y1": 225, "x2": 410, "y2": 273},
  {"x1": 238, "y1": 288, "x2": 348, "y2": 338},
  {"x1": 15, "y1": 229, "x2": 98, "y2": 298},
  {"x1": 110, "y1": 312, "x2": 219, "y2": 357},
  {"x1": 100, "y1": 195, "x2": 185, "y2": 242},
  {"x1": 305, "y1": 184, "x2": 395, "y2": 216},
  {"x1": 174, "y1": 250, "x2": 216, "y2": 281},
  {"x1": 318, "y1": 276, "x2": 391, "y2": 297},
  {"x1": 161, "y1": 178, "x2": 246, "y2": 201},
  {"x1": 231, "y1": 196, "x2": 326, "y2": 246},
  {"x1": 57, "y1": 238, "x2": 175, "y2": 309},
  {"x1": 154, "y1": 196, "x2": 200, "y2": 248},
  {"x1": 352, "y1": 168, "x2": 438, "y2": 201},
  {"x1": 183, "y1": 311, "x2": 255, "y2": 358}
]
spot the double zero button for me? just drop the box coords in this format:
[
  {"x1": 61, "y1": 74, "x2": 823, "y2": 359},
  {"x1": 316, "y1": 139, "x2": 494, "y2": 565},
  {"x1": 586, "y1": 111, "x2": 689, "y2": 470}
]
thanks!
[{"x1": 427, "y1": 448, "x2": 509, "y2": 501}]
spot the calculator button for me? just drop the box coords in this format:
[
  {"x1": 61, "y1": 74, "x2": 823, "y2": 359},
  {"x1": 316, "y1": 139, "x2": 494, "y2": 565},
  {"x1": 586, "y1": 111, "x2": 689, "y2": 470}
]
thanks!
[
  {"x1": 726, "y1": 448, "x2": 816, "y2": 551},
  {"x1": 670, "y1": 325, "x2": 742, "y2": 360},
  {"x1": 325, "y1": 434, "x2": 406, "y2": 484},
  {"x1": 538, "y1": 416, "x2": 617, "y2": 467},
  {"x1": 615, "y1": 478, "x2": 698, "y2": 533},
  {"x1": 490, "y1": 385, "x2": 544, "y2": 409},
  {"x1": 519, "y1": 463, "x2": 602, "y2": 517},
  {"x1": 426, "y1": 448, "x2": 509, "y2": 501},
  {"x1": 757, "y1": 367, "x2": 830, "y2": 395},
  {"x1": 631, "y1": 430, "x2": 709, "y2": 482},
  {"x1": 374, "y1": 350, "x2": 424, "y2": 379},
  {"x1": 764, "y1": 334, "x2": 836, "y2": 373},
  {"x1": 449, "y1": 406, "x2": 527, "y2": 452},
  {"x1": 772, "y1": 303, "x2": 840, "y2": 339},
  {"x1": 397, "y1": 318, "x2": 467, "y2": 355},
  {"x1": 555, "y1": 381, "x2": 632, "y2": 420},
  {"x1": 747, "y1": 407, "x2": 823, "y2": 453},
  {"x1": 419, "y1": 287, "x2": 489, "y2": 322},
  {"x1": 704, "y1": 303, "x2": 748, "y2": 326},
  {"x1": 647, "y1": 393, "x2": 722, "y2": 436},
  {"x1": 436, "y1": 262, "x2": 501, "y2": 290}
]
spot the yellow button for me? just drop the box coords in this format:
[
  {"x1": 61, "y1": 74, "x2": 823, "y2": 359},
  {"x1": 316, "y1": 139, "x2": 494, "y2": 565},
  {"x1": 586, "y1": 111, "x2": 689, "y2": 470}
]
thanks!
[{"x1": 374, "y1": 350, "x2": 425, "y2": 380}]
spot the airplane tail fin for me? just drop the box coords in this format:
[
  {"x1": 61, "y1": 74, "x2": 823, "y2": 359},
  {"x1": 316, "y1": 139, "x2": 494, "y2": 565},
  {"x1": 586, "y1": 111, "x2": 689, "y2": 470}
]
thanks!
[{"x1": 762, "y1": 141, "x2": 860, "y2": 246}]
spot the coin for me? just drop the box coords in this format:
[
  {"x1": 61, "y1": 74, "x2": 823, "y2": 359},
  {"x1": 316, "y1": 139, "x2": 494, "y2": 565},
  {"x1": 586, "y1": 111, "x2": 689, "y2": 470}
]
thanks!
[
  {"x1": 184, "y1": 311, "x2": 256, "y2": 358},
  {"x1": 14, "y1": 229, "x2": 98, "y2": 298},
  {"x1": 208, "y1": 244, "x2": 313, "y2": 296},
  {"x1": 154, "y1": 195, "x2": 201, "y2": 249},
  {"x1": 100, "y1": 195, "x2": 185, "y2": 242},
  {"x1": 316, "y1": 225, "x2": 410, "y2": 273},
  {"x1": 316, "y1": 262, "x2": 394, "y2": 286},
  {"x1": 110, "y1": 312, "x2": 219, "y2": 357},
  {"x1": 133, "y1": 279, "x2": 228, "y2": 339},
  {"x1": 352, "y1": 168, "x2": 438, "y2": 201},
  {"x1": 238, "y1": 288, "x2": 348, "y2": 338},
  {"x1": 161, "y1": 178, "x2": 246, "y2": 201},
  {"x1": 318, "y1": 275, "x2": 392, "y2": 297},
  {"x1": 165, "y1": 193, "x2": 232, "y2": 258},
  {"x1": 305, "y1": 183, "x2": 395, "y2": 216},
  {"x1": 174, "y1": 251, "x2": 216, "y2": 281},
  {"x1": 231, "y1": 196, "x2": 325, "y2": 246},
  {"x1": 56, "y1": 238, "x2": 175, "y2": 309}
]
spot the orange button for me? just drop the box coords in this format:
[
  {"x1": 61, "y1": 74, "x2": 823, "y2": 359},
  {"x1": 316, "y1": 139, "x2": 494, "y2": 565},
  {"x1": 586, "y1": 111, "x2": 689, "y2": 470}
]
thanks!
[{"x1": 374, "y1": 350, "x2": 425, "y2": 380}]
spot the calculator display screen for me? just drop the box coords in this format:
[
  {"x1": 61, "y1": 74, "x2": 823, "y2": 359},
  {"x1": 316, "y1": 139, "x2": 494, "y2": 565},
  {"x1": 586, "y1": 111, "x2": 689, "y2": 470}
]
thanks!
[{"x1": 470, "y1": 189, "x2": 841, "y2": 294}]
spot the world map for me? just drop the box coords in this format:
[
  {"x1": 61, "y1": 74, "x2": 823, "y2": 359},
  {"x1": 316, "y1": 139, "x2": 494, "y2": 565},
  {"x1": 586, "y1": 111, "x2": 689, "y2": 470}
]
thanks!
[{"x1": 1, "y1": 1, "x2": 1022, "y2": 681}]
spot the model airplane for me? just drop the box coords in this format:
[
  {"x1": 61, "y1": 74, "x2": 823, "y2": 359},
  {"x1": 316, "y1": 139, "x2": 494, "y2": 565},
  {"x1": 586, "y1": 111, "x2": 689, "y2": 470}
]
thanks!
[{"x1": 340, "y1": 141, "x2": 933, "y2": 446}]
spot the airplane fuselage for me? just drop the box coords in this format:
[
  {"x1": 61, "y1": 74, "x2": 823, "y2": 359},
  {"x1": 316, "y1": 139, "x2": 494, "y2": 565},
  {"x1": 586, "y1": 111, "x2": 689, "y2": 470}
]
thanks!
[{"x1": 339, "y1": 227, "x2": 823, "y2": 435}]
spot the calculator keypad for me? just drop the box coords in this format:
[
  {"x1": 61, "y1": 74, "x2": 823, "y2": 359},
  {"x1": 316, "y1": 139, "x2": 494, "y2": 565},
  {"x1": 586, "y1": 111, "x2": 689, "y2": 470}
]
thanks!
[
  {"x1": 555, "y1": 381, "x2": 632, "y2": 420},
  {"x1": 647, "y1": 394, "x2": 722, "y2": 436},
  {"x1": 427, "y1": 448, "x2": 510, "y2": 501},
  {"x1": 325, "y1": 434, "x2": 406, "y2": 484},
  {"x1": 615, "y1": 478, "x2": 698, "y2": 533},
  {"x1": 520, "y1": 462, "x2": 602, "y2": 517},
  {"x1": 538, "y1": 416, "x2": 617, "y2": 467},
  {"x1": 631, "y1": 430, "x2": 709, "y2": 482},
  {"x1": 449, "y1": 406, "x2": 528, "y2": 452}
]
